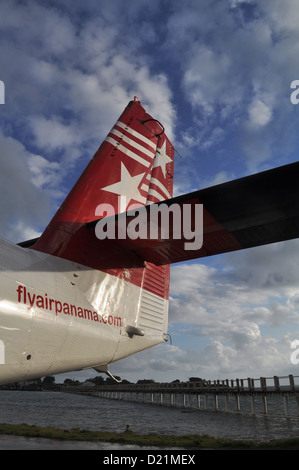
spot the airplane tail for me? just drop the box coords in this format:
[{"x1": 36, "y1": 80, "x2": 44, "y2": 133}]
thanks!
[
  {"x1": 30, "y1": 98, "x2": 174, "y2": 341},
  {"x1": 32, "y1": 97, "x2": 174, "y2": 260}
]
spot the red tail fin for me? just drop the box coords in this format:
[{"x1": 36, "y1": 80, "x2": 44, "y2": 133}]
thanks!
[{"x1": 31, "y1": 98, "x2": 174, "y2": 290}]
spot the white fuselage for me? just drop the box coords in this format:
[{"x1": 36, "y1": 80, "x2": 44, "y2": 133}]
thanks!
[{"x1": 0, "y1": 237, "x2": 168, "y2": 385}]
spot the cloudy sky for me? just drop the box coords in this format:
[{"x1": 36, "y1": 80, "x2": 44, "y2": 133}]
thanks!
[{"x1": 1, "y1": 0, "x2": 299, "y2": 383}]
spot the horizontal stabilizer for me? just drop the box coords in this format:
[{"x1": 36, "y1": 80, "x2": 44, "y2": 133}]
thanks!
[{"x1": 86, "y1": 161, "x2": 299, "y2": 266}]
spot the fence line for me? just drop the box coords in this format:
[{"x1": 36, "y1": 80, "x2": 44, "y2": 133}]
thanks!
[{"x1": 64, "y1": 374, "x2": 299, "y2": 417}]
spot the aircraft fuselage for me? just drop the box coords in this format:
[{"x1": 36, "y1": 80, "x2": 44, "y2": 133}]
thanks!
[{"x1": 0, "y1": 237, "x2": 167, "y2": 384}]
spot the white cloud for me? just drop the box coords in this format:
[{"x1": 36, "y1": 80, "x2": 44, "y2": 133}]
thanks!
[
  {"x1": 29, "y1": 116, "x2": 82, "y2": 152},
  {"x1": 107, "y1": 326, "x2": 297, "y2": 382},
  {"x1": 166, "y1": 240, "x2": 299, "y2": 378},
  {"x1": 0, "y1": 0, "x2": 176, "y2": 241},
  {"x1": 163, "y1": 0, "x2": 299, "y2": 171},
  {"x1": 260, "y1": 0, "x2": 299, "y2": 34},
  {"x1": 0, "y1": 132, "x2": 50, "y2": 242},
  {"x1": 12, "y1": 222, "x2": 41, "y2": 243},
  {"x1": 248, "y1": 99, "x2": 272, "y2": 127},
  {"x1": 28, "y1": 154, "x2": 61, "y2": 189}
]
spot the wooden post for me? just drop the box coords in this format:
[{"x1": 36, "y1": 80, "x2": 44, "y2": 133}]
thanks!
[
  {"x1": 250, "y1": 396, "x2": 256, "y2": 414},
  {"x1": 235, "y1": 394, "x2": 240, "y2": 412},
  {"x1": 262, "y1": 395, "x2": 268, "y2": 414},
  {"x1": 225, "y1": 394, "x2": 229, "y2": 412},
  {"x1": 214, "y1": 394, "x2": 219, "y2": 411},
  {"x1": 260, "y1": 377, "x2": 267, "y2": 392},
  {"x1": 284, "y1": 396, "x2": 290, "y2": 416},
  {"x1": 197, "y1": 394, "x2": 201, "y2": 409},
  {"x1": 289, "y1": 374, "x2": 295, "y2": 392},
  {"x1": 205, "y1": 394, "x2": 208, "y2": 410},
  {"x1": 174, "y1": 394, "x2": 177, "y2": 407}
]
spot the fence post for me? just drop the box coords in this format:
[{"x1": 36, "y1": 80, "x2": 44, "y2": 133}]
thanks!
[
  {"x1": 197, "y1": 394, "x2": 201, "y2": 409},
  {"x1": 289, "y1": 375, "x2": 295, "y2": 392},
  {"x1": 250, "y1": 396, "x2": 256, "y2": 414},
  {"x1": 262, "y1": 396, "x2": 268, "y2": 414},
  {"x1": 225, "y1": 394, "x2": 229, "y2": 412},
  {"x1": 214, "y1": 395, "x2": 219, "y2": 411},
  {"x1": 205, "y1": 394, "x2": 208, "y2": 410},
  {"x1": 284, "y1": 396, "x2": 290, "y2": 416},
  {"x1": 235, "y1": 394, "x2": 240, "y2": 412},
  {"x1": 260, "y1": 377, "x2": 267, "y2": 392}
]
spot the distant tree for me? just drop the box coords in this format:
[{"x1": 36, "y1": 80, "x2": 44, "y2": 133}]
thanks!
[
  {"x1": 90, "y1": 376, "x2": 105, "y2": 386},
  {"x1": 42, "y1": 376, "x2": 55, "y2": 385},
  {"x1": 105, "y1": 376, "x2": 121, "y2": 385},
  {"x1": 189, "y1": 377, "x2": 204, "y2": 383},
  {"x1": 64, "y1": 378, "x2": 81, "y2": 386},
  {"x1": 137, "y1": 379, "x2": 155, "y2": 384}
]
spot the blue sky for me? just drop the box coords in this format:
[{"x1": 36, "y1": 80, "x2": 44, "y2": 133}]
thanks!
[{"x1": 1, "y1": 0, "x2": 299, "y2": 383}]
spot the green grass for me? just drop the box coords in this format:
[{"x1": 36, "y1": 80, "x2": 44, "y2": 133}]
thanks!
[{"x1": 0, "y1": 423, "x2": 299, "y2": 449}]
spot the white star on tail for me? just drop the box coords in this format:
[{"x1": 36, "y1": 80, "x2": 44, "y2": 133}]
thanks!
[
  {"x1": 101, "y1": 162, "x2": 146, "y2": 209},
  {"x1": 153, "y1": 140, "x2": 172, "y2": 178}
]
